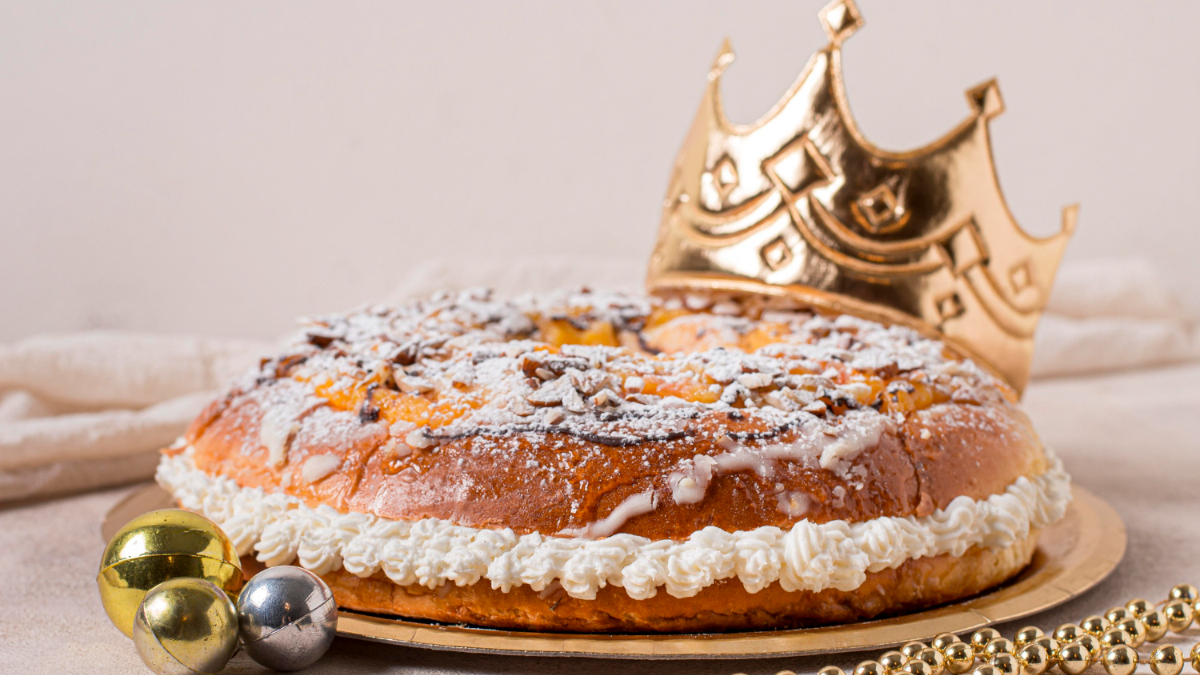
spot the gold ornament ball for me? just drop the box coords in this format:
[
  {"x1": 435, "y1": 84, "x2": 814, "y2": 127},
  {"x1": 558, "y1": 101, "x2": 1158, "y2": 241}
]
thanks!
[
  {"x1": 1105, "y1": 607, "x2": 1132, "y2": 624},
  {"x1": 819, "y1": 667, "x2": 848, "y2": 675},
  {"x1": 944, "y1": 641, "x2": 976, "y2": 674},
  {"x1": 1169, "y1": 583, "x2": 1198, "y2": 604},
  {"x1": 1076, "y1": 634, "x2": 1102, "y2": 662},
  {"x1": 971, "y1": 629, "x2": 1002, "y2": 656},
  {"x1": 1126, "y1": 598, "x2": 1153, "y2": 617},
  {"x1": 1016, "y1": 643, "x2": 1049, "y2": 675},
  {"x1": 1014, "y1": 627, "x2": 1044, "y2": 647},
  {"x1": 880, "y1": 651, "x2": 907, "y2": 674},
  {"x1": 1112, "y1": 617, "x2": 1147, "y2": 648},
  {"x1": 1150, "y1": 645, "x2": 1185, "y2": 675},
  {"x1": 1057, "y1": 643, "x2": 1091, "y2": 675},
  {"x1": 1141, "y1": 609, "x2": 1169, "y2": 642},
  {"x1": 984, "y1": 638, "x2": 1014, "y2": 662},
  {"x1": 1189, "y1": 644, "x2": 1200, "y2": 673},
  {"x1": 932, "y1": 633, "x2": 961, "y2": 654},
  {"x1": 1030, "y1": 637, "x2": 1059, "y2": 659},
  {"x1": 974, "y1": 666, "x2": 999, "y2": 675},
  {"x1": 132, "y1": 578, "x2": 239, "y2": 675},
  {"x1": 903, "y1": 660, "x2": 933, "y2": 675},
  {"x1": 1080, "y1": 615, "x2": 1111, "y2": 637},
  {"x1": 1163, "y1": 599, "x2": 1195, "y2": 633},
  {"x1": 991, "y1": 653, "x2": 1019, "y2": 675},
  {"x1": 97, "y1": 509, "x2": 242, "y2": 638},
  {"x1": 1053, "y1": 624, "x2": 1084, "y2": 644},
  {"x1": 902, "y1": 643, "x2": 930, "y2": 660},
  {"x1": 855, "y1": 660, "x2": 886, "y2": 675},
  {"x1": 917, "y1": 647, "x2": 947, "y2": 675},
  {"x1": 1102, "y1": 645, "x2": 1138, "y2": 675},
  {"x1": 1099, "y1": 629, "x2": 1132, "y2": 649}
]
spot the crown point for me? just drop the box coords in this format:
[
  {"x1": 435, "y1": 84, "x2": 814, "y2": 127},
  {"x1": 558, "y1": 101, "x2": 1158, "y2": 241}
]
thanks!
[
  {"x1": 819, "y1": 0, "x2": 864, "y2": 45},
  {"x1": 709, "y1": 38, "x2": 736, "y2": 79},
  {"x1": 1060, "y1": 203, "x2": 1080, "y2": 235},
  {"x1": 966, "y1": 79, "x2": 1005, "y2": 119}
]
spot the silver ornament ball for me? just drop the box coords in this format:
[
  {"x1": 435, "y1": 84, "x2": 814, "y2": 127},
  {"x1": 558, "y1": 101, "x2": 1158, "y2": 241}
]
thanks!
[{"x1": 237, "y1": 566, "x2": 337, "y2": 671}]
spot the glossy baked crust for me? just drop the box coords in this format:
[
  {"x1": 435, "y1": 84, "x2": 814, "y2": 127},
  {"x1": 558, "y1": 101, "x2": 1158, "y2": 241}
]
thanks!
[
  {"x1": 167, "y1": 289, "x2": 1054, "y2": 631},
  {"x1": 186, "y1": 391, "x2": 1044, "y2": 540}
]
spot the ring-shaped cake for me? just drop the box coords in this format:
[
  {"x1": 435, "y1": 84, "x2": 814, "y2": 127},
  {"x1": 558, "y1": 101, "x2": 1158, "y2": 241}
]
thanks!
[{"x1": 157, "y1": 288, "x2": 1069, "y2": 632}]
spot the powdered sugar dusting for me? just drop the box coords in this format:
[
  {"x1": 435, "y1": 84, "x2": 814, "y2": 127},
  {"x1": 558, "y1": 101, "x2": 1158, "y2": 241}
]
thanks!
[{"x1": 206, "y1": 288, "x2": 1012, "y2": 525}]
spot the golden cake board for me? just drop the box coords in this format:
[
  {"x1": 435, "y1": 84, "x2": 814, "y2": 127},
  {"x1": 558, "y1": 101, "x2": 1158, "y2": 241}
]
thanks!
[{"x1": 104, "y1": 484, "x2": 1123, "y2": 660}]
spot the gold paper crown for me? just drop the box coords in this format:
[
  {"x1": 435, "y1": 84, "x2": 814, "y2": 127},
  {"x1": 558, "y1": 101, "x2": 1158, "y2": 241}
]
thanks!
[{"x1": 647, "y1": 0, "x2": 1076, "y2": 394}]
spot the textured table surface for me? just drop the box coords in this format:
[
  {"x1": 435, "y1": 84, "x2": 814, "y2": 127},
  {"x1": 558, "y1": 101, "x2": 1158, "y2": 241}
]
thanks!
[{"x1": 4, "y1": 363, "x2": 1199, "y2": 675}]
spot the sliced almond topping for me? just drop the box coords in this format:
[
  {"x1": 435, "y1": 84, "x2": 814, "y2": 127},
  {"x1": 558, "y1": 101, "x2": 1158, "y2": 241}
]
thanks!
[
  {"x1": 737, "y1": 372, "x2": 773, "y2": 389},
  {"x1": 526, "y1": 377, "x2": 572, "y2": 406},
  {"x1": 396, "y1": 376, "x2": 434, "y2": 393},
  {"x1": 591, "y1": 389, "x2": 619, "y2": 408},
  {"x1": 509, "y1": 398, "x2": 536, "y2": 416},
  {"x1": 561, "y1": 386, "x2": 587, "y2": 413}
]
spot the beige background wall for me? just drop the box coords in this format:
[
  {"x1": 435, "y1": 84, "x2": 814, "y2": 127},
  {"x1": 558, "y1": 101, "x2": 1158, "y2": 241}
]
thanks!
[{"x1": 1, "y1": 0, "x2": 1197, "y2": 342}]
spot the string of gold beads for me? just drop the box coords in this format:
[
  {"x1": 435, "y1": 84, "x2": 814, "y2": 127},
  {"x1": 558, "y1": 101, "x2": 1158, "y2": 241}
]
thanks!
[{"x1": 799, "y1": 584, "x2": 1200, "y2": 675}]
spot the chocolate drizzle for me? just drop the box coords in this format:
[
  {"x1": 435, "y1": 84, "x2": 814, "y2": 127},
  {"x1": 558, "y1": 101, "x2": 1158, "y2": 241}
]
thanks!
[{"x1": 427, "y1": 424, "x2": 692, "y2": 448}]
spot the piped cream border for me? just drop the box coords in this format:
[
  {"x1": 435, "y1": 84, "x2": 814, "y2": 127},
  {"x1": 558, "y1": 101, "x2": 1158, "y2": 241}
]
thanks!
[{"x1": 156, "y1": 447, "x2": 1070, "y2": 601}]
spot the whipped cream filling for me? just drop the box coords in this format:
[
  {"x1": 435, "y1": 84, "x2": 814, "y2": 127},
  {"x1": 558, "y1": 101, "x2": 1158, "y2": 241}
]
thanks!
[{"x1": 156, "y1": 448, "x2": 1071, "y2": 601}]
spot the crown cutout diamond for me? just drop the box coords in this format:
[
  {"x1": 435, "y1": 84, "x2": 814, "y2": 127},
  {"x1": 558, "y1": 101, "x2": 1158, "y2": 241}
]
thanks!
[
  {"x1": 711, "y1": 155, "x2": 739, "y2": 203},
  {"x1": 819, "y1": 0, "x2": 863, "y2": 45},
  {"x1": 647, "y1": 0, "x2": 1077, "y2": 394},
  {"x1": 764, "y1": 136, "x2": 833, "y2": 198},
  {"x1": 761, "y1": 236, "x2": 794, "y2": 271},
  {"x1": 936, "y1": 292, "x2": 966, "y2": 322},
  {"x1": 1010, "y1": 260, "x2": 1034, "y2": 293},
  {"x1": 853, "y1": 184, "x2": 906, "y2": 233}
]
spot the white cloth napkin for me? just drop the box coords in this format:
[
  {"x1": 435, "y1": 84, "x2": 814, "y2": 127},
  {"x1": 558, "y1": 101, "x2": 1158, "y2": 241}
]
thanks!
[
  {"x1": 1032, "y1": 258, "x2": 1199, "y2": 377},
  {"x1": 0, "y1": 333, "x2": 270, "y2": 501},
  {"x1": 2, "y1": 257, "x2": 1193, "y2": 503}
]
